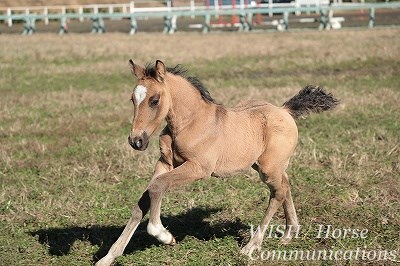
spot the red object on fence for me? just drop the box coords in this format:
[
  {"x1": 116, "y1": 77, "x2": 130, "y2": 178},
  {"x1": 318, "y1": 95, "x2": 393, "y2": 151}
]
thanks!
[
  {"x1": 218, "y1": 0, "x2": 224, "y2": 24},
  {"x1": 206, "y1": 0, "x2": 246, "y2": 27},
  {"x1": 231, "y1": 0, "x2": 239, "y2": 24},
  {"x1": 256, "y1": 0, "x2": 262, "y2": 24}
]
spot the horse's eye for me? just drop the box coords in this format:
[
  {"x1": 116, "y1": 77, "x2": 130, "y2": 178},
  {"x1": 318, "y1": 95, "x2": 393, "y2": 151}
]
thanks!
[{"x1": 149, "y1": 98, "x2": 159, "y2": 107}]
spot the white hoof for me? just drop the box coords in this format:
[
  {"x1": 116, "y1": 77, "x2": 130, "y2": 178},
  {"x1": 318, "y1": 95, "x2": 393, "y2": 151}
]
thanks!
[
  {"x1": 169, "y1": 236, "x2": 176, "y2": 245},
  {"x1": 280, "y1": 236, "x2": 292, "y2": 245},
  {"x1": 147, "y1": 222, "x2": 175, "y2": 245}
]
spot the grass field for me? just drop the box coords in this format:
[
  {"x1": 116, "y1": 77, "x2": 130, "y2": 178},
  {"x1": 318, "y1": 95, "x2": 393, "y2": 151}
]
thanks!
[{"x1": 0, "y1": 29, "x2": 399, "y2": 266}]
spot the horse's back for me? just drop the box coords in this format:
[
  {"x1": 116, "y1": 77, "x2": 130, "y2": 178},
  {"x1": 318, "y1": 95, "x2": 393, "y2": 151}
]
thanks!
[
  {"x1": 231, "y1": 100, "x2": 296, "y2": 128},
  {"x1": 231, "y1": 99, "x2": 273, "y2": 111},
  {"x1": 231, "y1": 99, "x2": 298, "y2": 158}
]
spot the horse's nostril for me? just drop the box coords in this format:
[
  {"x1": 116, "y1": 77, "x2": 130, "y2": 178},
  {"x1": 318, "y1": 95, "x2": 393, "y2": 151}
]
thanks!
[
  {"x1": 128, "y1": 134, "x2": 148, "y2": 151},
  {"x1": 135, "y1": 139, "x2": 142, "y2": 149},
  {"x1": 129, "y1": 135, "x2": 143, "y2": 150}
]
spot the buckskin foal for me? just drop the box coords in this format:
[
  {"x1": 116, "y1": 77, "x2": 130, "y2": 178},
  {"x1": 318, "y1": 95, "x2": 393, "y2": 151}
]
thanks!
[{"x1": 96, "y1": 60, "x2": 339, "y2": 265}]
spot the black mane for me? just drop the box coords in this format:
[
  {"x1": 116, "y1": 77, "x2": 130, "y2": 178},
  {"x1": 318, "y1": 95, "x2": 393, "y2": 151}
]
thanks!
[{"x1": 144, "y1": 62, "x2": 217, "y2": 104}]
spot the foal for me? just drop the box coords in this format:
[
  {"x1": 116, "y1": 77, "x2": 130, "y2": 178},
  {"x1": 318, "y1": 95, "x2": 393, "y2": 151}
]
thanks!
[{"x1": 96, "y1": 60, "x2": 339, "y2": 265}]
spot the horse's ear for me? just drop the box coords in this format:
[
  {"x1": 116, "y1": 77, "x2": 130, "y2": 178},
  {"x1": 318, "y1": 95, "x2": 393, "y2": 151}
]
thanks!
[
  {"x1": 155, "y1": 60, "x2": 166, "y2": 82},
  {"x1": 129, "y1": 59, "x2": 144, "y2": 79}
]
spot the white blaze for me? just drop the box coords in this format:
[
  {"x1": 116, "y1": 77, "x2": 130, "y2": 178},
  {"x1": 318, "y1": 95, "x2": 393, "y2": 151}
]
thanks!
[{"x1": 134, "y1": 85, "x2": 148, "y2": 106}]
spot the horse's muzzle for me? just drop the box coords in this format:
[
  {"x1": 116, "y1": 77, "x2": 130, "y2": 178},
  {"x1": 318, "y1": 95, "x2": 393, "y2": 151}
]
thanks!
[{"x1": 128, "y1": 132, "x2": 149, "y2": 151}]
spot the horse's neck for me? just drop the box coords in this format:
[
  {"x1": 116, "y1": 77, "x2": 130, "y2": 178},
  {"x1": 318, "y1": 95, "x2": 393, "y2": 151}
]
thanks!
[{"x1": 165, "y1": 75, "x2": 215, "y2": 136}]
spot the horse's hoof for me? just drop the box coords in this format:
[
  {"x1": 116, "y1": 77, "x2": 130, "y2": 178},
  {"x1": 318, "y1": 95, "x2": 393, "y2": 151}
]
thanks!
[
  {"x1": 240, "y1": 247, "x2": 250, "y2": 256},
  {"x1": 169, "y1": 237, "x2": 176, "y2": 246},
  {"x1": 241, "y1": 243, "x2": 260, "y2": 256},
  {"x1": 280, "y1": 237, "x2": 292, "y2": 245},
  {"x1": 95, "y1": 255, "x2": 114, "y2": 266}
]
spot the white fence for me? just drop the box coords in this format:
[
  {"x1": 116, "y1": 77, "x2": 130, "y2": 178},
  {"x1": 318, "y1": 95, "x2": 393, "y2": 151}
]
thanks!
[
  {"x1": 0, "y1": 0, "x2": 337, "y2": 27},
  {"x1": 0, "y1": 1, "x2": 399, "y2": 34}
]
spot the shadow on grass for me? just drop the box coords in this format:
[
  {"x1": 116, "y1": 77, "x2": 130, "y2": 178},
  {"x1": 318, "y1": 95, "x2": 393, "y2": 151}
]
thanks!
[{"x1": 30, "y1": 206, "x2": 248, "y2": 263}]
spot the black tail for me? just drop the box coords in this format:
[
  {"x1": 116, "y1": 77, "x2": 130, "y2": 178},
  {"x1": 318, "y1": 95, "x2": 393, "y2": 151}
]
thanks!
[{"x1": 283, "y1": 85, "x2": 339, "y2": 119}]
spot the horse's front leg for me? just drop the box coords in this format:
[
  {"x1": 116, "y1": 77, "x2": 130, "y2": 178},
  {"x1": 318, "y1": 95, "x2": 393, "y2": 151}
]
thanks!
[
  {"x1": 95, "y1": 158, "x2": 172, "y2": 266},
  {"x1": 146, "y1": 161, "x2": 209, "y2": 245}
]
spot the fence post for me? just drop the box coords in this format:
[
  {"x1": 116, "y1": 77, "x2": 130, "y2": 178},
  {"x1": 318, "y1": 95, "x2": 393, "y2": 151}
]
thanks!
[
  {"x1": 190, "y1": 0, "x2": 195, "y2": 19},
  {"x1": 238, "y1": 0, "x2": 246, "y2": 32},
  {"x1": 22, "y1": 17, "x2": 36, "y2": 35},
  {"x1": 239, "y1": 13, "x2": 246, "y2": 31},
  {"x1": 29, "y1": 18, "x2": 35, "y2": 35},
  {"x1": 129, "y1": 2, "x2": 137, "y2": 35},
  {"x1": 170, "y1": 15, "x2": 177, "y2": 34},
  {"x1": 163, "y1": 0, "x2": 176, "y2": 34},
  {"x1": 215, "y1": 0, "x2": 219, "y2": 20},
  {"x1": 203, "y1": 14, "x2": 211, "y2": 33},
  {"x1": 44, "y1": 7, "x2": 49, "y2": 25},
  {"x1": 163, "y1": 16, "x2": 172, "y2": 34},
  {"x1": 7, "y1": 8, "x2": 12, "y2": 27},
  {"x1": 130, "y1": 16, "x2": 137, "y2": 34},
  {"x1": 79, "y1": 6, "x2": 84, "y2": 22},
  {"x1": 246, "y1": 12, "x2": 253, "y2": 31},
  {"x1": 22, "y1": 18, "x2": 29, "y2": 35},
  {"x1": 59, "y1": 16, "x2": 68, "y2": 35},
  {"x1": 318, "y1": 8, "x2": 327, "y2": 30},
  {"x1": 91, "y1": 17, "x2": 99, "y2": 33},
  {"x1": 98, "y1": 17, "x2": 105, "y2": 33},
  {"x1": 368, "y1": 7, "x2": 375, "y2": 28},
  {"x1": 269, "y1": 0, "x2": 273, "y2": 17},
  {"x1": 130, "y1": 1, "x2": 135, "y2": 13},
  {"x1": 295, "y1": 0, "x2": 300, "y2": 16},
  {"x1": 283, "y1": 11, "x2": 289, "y2": 30},
  {"x1": 239, "y1": 12, "x2": 252, "y2": 31}
]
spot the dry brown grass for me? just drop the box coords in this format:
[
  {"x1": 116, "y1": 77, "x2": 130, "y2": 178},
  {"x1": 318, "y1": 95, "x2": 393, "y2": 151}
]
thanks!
[{"x1": 1, "y1": 29, "x2": 398, "y2": 63}]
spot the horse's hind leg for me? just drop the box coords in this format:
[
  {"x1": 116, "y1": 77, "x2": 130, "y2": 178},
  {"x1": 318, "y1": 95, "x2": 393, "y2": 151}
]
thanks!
[
  {"x1": 250, "y1": 166, "x2": 299, "y2": 243},
  {"x1": 281, "y1": 172, "x2": 299, "y2": 244},
  {"x1": 241, "y1": 168, "x2": 288, "y2": 255},
  {"x1": 241, "y1": 137, "x2": 298, "y2": 255}
]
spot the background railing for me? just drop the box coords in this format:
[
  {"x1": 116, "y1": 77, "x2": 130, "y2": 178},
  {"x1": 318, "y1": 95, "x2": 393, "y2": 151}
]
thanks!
[{"x1": 0, "y1": 1, "x2": 399, "y2": 34}]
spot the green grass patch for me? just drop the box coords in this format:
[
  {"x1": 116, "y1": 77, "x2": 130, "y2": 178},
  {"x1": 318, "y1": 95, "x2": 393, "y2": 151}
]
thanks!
[{"x1": 1, "y1": 30, "x2": 399, "y2": 265}]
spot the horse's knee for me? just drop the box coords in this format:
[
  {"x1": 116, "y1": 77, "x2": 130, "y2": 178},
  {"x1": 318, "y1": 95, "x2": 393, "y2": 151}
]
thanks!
[
  {"x1": 273, "y1": 188, "x2": 287, "y2": 202},
  {"x1": 131, "y1": 204, "x2": 144, "y2": 221},
  {"x1": 260, "y1": 166, "x2": 283, "y2": 186},
  {"x1": 261, "y1": 168, "x2": 289, "y2": 202},
  {"x1": 148, "y1": 180, "x2": 167, "y2": 197},
  {"x1": 131, "y1": 191, "x2": 151, "y2": 220}
]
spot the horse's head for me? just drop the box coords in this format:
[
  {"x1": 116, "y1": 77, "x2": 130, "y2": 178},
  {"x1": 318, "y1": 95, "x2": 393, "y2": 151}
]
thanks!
[{"x1": 128, "y1": 59, "x2": 171, "y2": 151}]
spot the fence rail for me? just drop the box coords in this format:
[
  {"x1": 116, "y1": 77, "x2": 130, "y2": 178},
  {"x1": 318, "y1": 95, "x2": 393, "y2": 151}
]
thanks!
[{"x1": 0, "y1": 2, "x2": 399, "y2": 34}]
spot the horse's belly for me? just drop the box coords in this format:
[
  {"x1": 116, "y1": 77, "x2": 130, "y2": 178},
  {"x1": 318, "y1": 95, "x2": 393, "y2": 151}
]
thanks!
[{"x1": 213, "y1": 153, "x2": 257, "y2": 177}]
